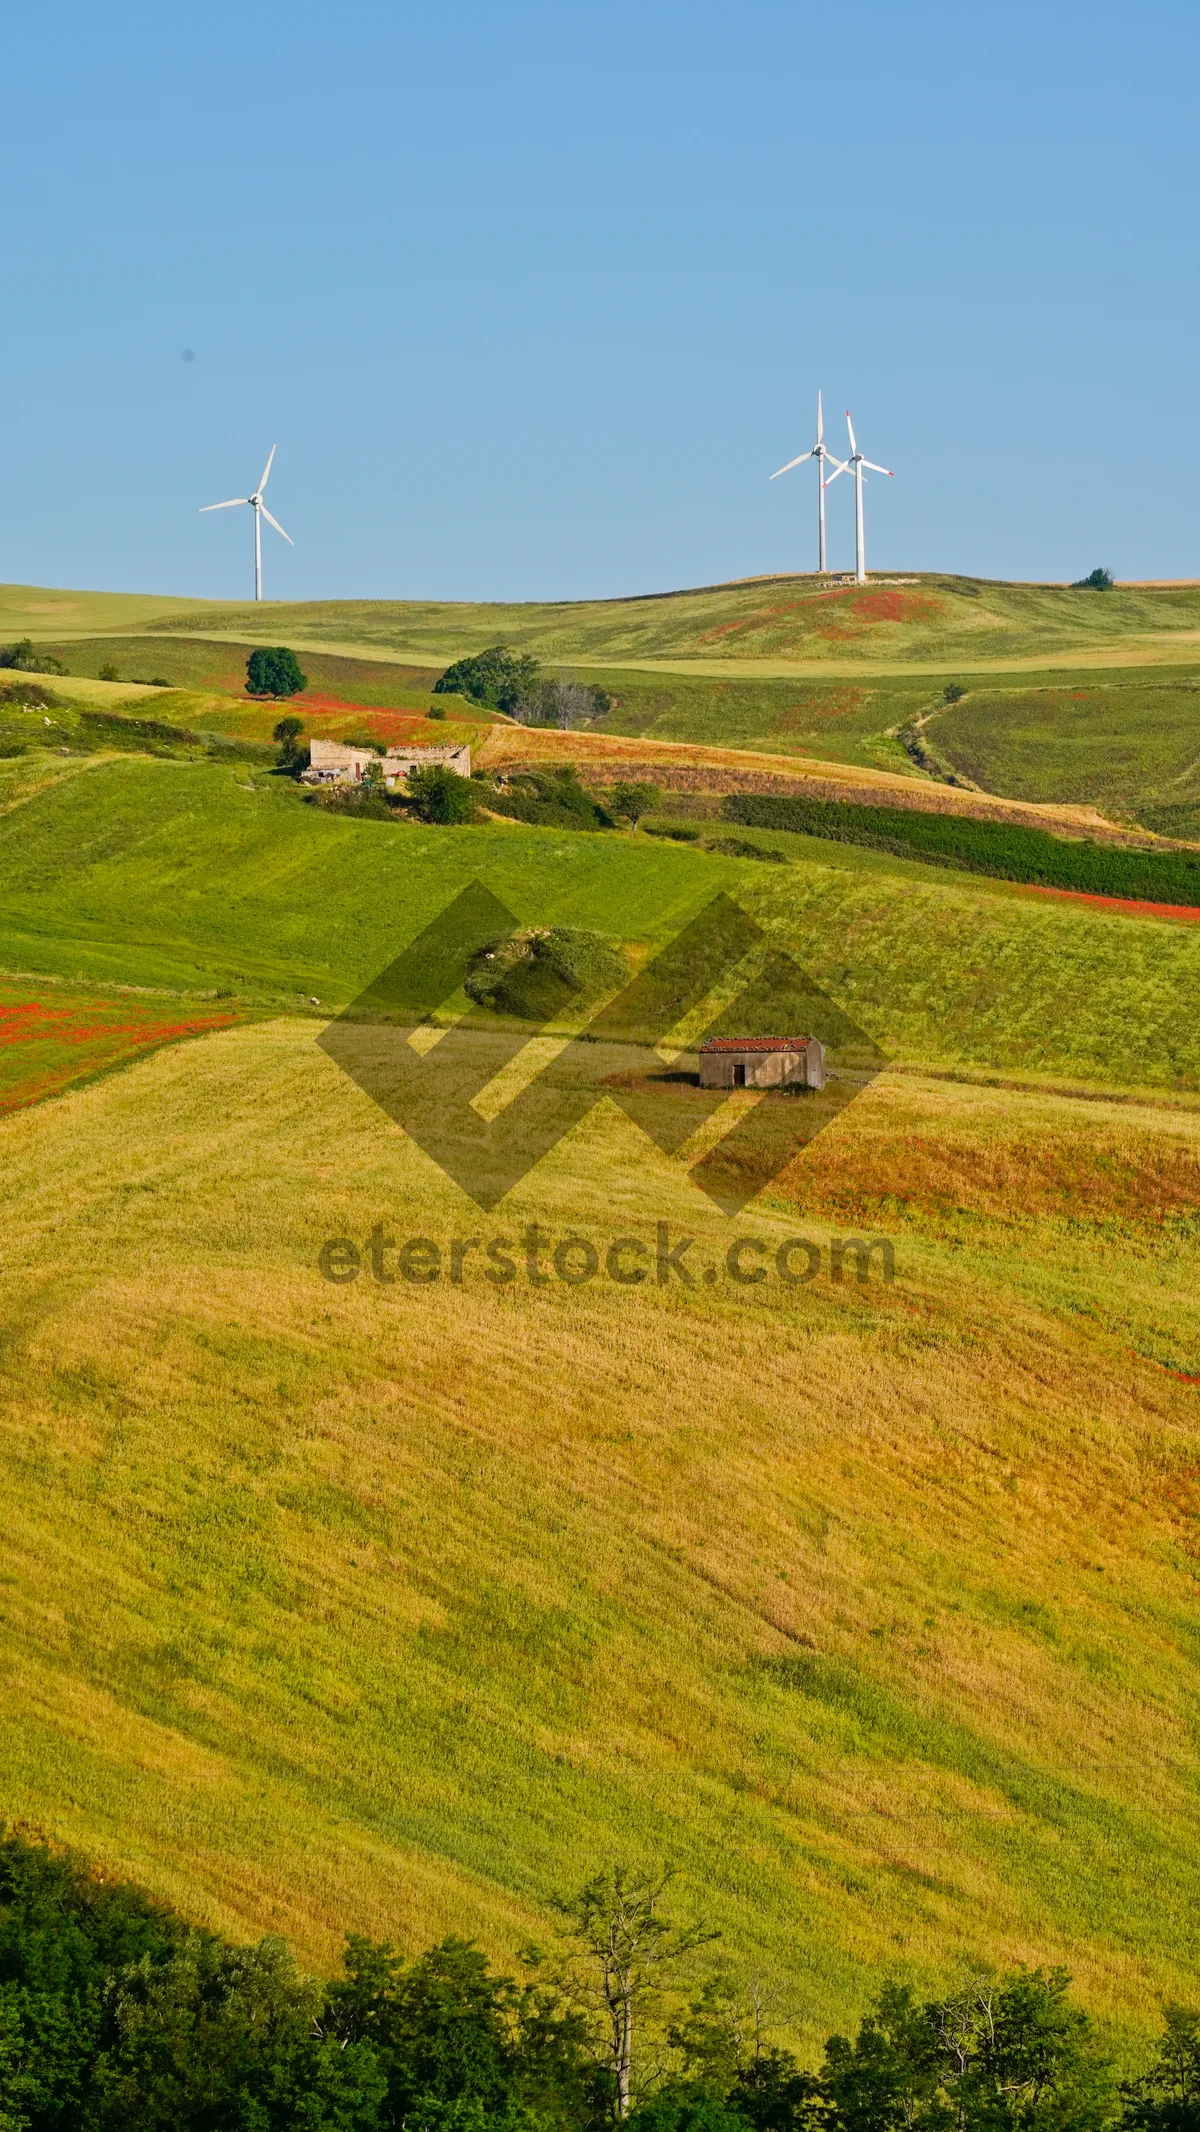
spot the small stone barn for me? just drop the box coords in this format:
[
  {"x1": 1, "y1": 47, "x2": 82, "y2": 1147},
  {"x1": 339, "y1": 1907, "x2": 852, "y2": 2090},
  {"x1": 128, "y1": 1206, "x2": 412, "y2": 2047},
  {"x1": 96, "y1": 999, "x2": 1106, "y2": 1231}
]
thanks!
[{"x1": 699, "y1": 1036, "x2": 827, "y2": 1091}]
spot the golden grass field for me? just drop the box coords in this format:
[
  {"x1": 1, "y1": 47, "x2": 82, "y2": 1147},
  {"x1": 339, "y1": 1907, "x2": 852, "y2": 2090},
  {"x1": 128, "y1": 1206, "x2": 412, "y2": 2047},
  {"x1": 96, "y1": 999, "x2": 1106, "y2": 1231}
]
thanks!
[{"x1": 1, "y1": 1013, "x2": 1199, "y2": 2047}]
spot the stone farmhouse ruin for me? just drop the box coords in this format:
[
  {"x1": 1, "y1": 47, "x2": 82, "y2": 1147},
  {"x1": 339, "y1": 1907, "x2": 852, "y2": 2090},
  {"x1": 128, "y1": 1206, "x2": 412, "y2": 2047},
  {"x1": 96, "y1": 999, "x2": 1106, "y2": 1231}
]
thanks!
[
  {"x1": 303, "y1": 738, "x2": 471, "y2": 788},
  {"x1": 699, "y1": 1036, "x2": 827, "y2": 1090}
]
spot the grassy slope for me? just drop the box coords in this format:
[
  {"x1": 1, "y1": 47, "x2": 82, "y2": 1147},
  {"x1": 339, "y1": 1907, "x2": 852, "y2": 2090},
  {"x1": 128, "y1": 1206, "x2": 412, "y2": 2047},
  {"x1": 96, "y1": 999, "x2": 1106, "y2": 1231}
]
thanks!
[
  {"x1": 2, "y1": 756, "x2": 1200, "y2": 1084},
  {"x1": 0, "y1": 1023, "x2": 1198, "y2": 2051},
  {"x1": 927, "y1": 675, "x2": 1200, "y2": 829}
]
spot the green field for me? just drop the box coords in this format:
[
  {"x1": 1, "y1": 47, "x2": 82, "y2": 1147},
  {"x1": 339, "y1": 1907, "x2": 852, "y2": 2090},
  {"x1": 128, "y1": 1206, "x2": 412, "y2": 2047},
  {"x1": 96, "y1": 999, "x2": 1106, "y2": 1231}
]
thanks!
[
  {"x1": 10, "y1": 574, "x2": 1200, "y2": 675},
  {"x1": 2, "y1": 589, "x2": 1200, "y2": 2057}
]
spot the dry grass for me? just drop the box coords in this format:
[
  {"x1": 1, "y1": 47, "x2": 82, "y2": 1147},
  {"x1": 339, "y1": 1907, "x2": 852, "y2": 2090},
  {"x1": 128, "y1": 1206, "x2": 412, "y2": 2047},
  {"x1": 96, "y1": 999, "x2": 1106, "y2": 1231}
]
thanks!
[{"x1": 0, "y1": 1020, "x2": 1198, "y2": 2046}]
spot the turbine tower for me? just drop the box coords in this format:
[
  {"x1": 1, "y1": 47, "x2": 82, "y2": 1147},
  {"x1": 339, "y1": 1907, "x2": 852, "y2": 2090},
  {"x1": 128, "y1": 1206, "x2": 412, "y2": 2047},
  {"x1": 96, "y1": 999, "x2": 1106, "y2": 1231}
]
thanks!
[
  {"x1": 769, "y1": 392, "x2": 838, "y2": 572},
  {"x1": 200, "y1": 446, "x2": 293, "y2": 601},
  {"x1": 823, "y1": 411, "x2": 893, "y2": 585}
]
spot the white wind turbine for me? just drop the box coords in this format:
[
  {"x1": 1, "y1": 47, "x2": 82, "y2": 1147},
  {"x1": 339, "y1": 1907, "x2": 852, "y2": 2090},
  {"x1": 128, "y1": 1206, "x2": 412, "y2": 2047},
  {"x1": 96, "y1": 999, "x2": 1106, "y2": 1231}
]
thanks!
[
  {"x1": 199, "y1": 446, "x2": 293, "y2": 601},
  {"x1": 769, "y1": 391, "x2": 838, "y2": 572},
  {"x1": 822, "y1": 410, "x2": 894, "y2": 585}
]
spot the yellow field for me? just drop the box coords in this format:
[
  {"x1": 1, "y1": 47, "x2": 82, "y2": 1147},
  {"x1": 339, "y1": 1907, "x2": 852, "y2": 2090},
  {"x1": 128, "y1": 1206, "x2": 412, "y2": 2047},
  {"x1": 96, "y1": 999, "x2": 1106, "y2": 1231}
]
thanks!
[{"x1": 2, "y1": 1017, "x2": 1198, "y2": 2045}]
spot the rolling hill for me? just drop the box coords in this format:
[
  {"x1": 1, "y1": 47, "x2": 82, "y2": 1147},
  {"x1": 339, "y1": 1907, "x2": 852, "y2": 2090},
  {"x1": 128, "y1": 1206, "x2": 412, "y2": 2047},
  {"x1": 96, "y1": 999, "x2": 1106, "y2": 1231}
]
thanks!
[
  {"x1": 10, "y1": 573, "x2": 1200, "y2": 675},
  {"x1": 0, "y1": 591, "x2": 1199, "y2": 2057}
]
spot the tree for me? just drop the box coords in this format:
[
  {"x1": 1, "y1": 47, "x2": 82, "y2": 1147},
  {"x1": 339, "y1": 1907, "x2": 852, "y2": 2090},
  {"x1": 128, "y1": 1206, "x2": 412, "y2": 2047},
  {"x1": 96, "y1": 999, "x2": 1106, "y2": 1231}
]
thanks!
[
  {"x1": 524, "y1": 680, "x2": 612, "y2": 730},
  {"x1": 1071, "y1": 567, "x2": 1114, "y2": 591},
  {"x1": 820, "y1": 1971, "x2": 1114, "y2": 2132},
  {"x1": 608, "y1": 782, "x2": 661, "y2": 824},
  {"x1": 942, "y1": 683, "x2": 966, "y2": 704},
  {"x1": 1121, "y1": 2005, "x2": 1200, "y2": 2131},
  {"x1": 272, "y1": 713, "x2": 308, "y2": 772},
  {"x1": 246, "y1": 646, "x2": 308, "y2": 698},
  {"x1": 554, "y1": 1868, "x2": 719, "y2": 2119},
  {"x1": 406, "y1": 764, "x2": 478, "y2": 824},
  {"x1": 433, "y1": 646, "x2": 540, "y2": 717}
]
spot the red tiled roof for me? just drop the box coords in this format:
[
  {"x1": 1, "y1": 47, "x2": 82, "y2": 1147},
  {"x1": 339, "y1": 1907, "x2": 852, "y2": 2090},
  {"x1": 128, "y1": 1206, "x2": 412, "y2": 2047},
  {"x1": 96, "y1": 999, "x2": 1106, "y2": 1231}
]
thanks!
[{"x1": 699, "y1": 1037, "x2": 815, "y2": 1053}]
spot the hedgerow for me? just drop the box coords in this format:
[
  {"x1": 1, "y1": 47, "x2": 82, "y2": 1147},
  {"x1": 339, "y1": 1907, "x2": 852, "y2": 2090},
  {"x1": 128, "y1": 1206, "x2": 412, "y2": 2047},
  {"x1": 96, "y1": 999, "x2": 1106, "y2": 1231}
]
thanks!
[{"x1": 723, "y1": 793, "x2": 1200, "y2": 905}]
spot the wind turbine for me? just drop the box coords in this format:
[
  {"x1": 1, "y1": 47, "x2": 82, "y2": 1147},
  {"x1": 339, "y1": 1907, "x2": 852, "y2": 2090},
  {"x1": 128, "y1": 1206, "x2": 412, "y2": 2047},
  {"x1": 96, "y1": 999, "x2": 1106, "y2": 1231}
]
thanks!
[
  {"x1": 199, "y1": 446, "x2": 293, "y2": 601},
  {"x1": 769, "y1": 392, "x2": 838, "y2": 572},
  {"x1": 822, "y1": 411, "x2": 893, "y2": 585}
]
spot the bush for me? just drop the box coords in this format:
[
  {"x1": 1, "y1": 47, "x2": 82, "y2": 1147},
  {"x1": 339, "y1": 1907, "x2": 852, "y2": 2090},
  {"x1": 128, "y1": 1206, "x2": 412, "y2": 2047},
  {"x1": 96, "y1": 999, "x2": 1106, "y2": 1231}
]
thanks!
[
  {"x1": 98, "y1": 662, "x2": 120, "y2": 681},
  {"x1": 0, "y1": 637, "x2": 68, "y2": 675},
  {"x1": 406, "y1": 765, "x2": 478, "y2": 824},
  {"x1": 1072, "y1": 566, "x2": 1115, "y2": 590},
  {"x1": 433, "y1": 645, "x2": 539, "y2": 716},
  {"x1": 722, "y1": 791, "x2": 1200, "y2": 905},
  {"x1": 482, "y1": 767, "x2": 611, "y2": 831},
  {"x1": 942, "y1": 682, "x2": 966, "y2": 704},
  {"x1": 464, "y1": 927, "x2": 628, "y2": 1020},
  {"x1": 0, "y1": 680, "x2": 60, "y2": 709},
  {"x1": 427, "y1": 705, "x2": 447, "y2": 720},
  {"x1": 246, "y1": 646, "x2": 308, "y2": 698}
]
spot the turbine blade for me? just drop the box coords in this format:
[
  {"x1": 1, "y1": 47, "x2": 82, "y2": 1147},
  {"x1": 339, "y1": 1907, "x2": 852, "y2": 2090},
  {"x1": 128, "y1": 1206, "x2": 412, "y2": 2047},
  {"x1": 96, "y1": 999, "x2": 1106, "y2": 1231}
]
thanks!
[
  {"x1": 862, "y1": 461, "x2": 894, "y2": 476},
  {"x1": 816, "y1": 390, "x2": 824, "y2": 444},
  {"x1": 199, "y1": 498, "x2": 249, "y2": 511},
  {"x1": 769, "y1": 449, "x2": 815, "y2": 479},
  {"x1": 845, "y1": 411, "x2": 857, "y2": 454},
  {"x1": 258, "y1": 444, "x2": 277, "y2": 494},
  {"x1": 822, "y1": 461, "x2": 849, "y2": 488},
  {"x1": 260, "y1": 505, "x2": 294, "y2": 545}
]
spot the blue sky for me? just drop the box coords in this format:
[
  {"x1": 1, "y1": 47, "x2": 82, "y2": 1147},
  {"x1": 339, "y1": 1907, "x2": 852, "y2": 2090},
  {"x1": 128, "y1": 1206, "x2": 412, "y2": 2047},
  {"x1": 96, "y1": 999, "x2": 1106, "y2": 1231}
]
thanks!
[{"x1": 2, "y1": 0, "x2": 1196, "y2": 601}]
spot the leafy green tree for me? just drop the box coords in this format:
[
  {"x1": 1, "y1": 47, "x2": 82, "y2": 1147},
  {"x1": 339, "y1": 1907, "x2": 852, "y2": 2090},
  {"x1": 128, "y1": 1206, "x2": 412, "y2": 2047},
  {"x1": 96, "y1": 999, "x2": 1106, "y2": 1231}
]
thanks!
[
  {"x1": 433, "y1": 647, "x2": 540, "y2": 716},
  {"x1": 1071, "y1": 567, "x2": 1114, "y2": 590},
  {"x1": 406, "y1": 765, "x2": 478, "y2": 824},
  {"x1": 272, "y1": 713, "x2": 308, "y2": 772},
  {"x1": 1120, "y1": 2005, "x2": 1200, "y2": 2131},
  {"x1": 608, "y1": 782, "x2": 661, "y2": 824},
  {"x1": 246, "y1": 646, "x2": 308, "y2": 698}
]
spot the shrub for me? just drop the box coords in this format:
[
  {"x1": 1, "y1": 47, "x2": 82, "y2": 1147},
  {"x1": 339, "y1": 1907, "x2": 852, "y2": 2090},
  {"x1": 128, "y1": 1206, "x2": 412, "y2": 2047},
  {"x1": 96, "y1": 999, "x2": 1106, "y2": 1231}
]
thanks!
[
  {"x1": 0, "y1": 637, "x2": 68, "y2": 675},
  {"x1": 1072, "y1": 566, "x2": 1115, "y2": 590},
  {"x1": 464, "y1": 927, "x2": 627, "y2": 1021},
  {"x1": 246, "y1": 646, "x2": 308, "y2": 698},
  {"x1": 98, "y1": 662, "x2": 120, "y2": 681},
  {"x1": 427, "y1": 705, "x2": 447, "y2": 720},
  {"x1": 433, "y1": 645, "x2": 539, "y2": 715},
  {"x1": 942, "y1": 682, "x2": 966, "y2": 704},
  {"x1": 406, "y1": 764, "x2": 478, "y2": 824},
  {"x1": 483, "y1": 767, "x2": 610, "y2": 831},
  {"x1": 0, "y1": 681, "x2": 60, "y2": 709}
]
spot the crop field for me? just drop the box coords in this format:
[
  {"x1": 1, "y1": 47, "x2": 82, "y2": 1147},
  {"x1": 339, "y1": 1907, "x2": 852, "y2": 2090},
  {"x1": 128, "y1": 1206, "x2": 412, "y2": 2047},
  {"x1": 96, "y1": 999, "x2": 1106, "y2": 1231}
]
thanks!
[
  {"x1": 0, "y1": 981, "x2": 239, "y2": 1112},
  {"x1": 2, "y1": 753, "x2": 1200, "y2": 1086},
  {"x1": 1, "y1": 1019, "x2": 1199, "y2": 2049}
]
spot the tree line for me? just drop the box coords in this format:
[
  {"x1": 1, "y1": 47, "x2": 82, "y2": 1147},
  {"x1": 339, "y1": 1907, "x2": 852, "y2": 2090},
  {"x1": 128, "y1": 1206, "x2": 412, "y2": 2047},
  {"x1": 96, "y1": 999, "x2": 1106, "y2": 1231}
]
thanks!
[{"x1": 2, "y1": 1840, "x2": 1196, "y2": 2132}]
